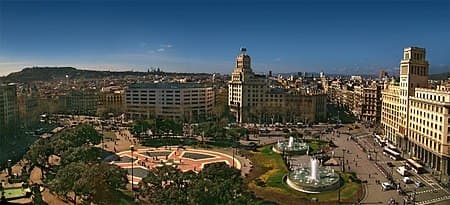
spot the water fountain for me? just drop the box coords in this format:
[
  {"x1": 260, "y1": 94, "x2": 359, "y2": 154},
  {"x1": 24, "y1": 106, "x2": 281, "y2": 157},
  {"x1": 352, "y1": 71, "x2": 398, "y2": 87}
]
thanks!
[
  {"x1": 285, "y1": 157, "x2": 341, "y2": 193},
  {"x1": 310, "y1": 158, "x2": 319, "y2": 181},
  {"x1": 273, "y1": 136, "x2": 308, "y2": 154}
]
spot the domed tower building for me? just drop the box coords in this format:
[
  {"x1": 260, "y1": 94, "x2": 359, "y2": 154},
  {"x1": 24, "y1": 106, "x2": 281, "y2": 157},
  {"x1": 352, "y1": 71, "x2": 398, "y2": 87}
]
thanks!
[
  {"x1": 229, "y1": 48, "x2": 268, "y2": 123},
  {"x1": 228, "y1": 48, "x2": 327, "y2": 124}
]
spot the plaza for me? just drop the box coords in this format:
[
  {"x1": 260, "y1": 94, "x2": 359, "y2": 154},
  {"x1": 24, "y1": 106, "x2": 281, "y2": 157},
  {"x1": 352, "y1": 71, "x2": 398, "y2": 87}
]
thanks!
[{"x1": 112, "y1": 147, "x2": 241, "y2": 184}]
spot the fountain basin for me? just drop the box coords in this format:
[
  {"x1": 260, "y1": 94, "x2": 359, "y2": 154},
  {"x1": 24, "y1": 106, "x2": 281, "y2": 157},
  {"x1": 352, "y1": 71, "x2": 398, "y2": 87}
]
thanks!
[
  {"x1": 272, "y1": 142, "x2": 308, "y2": 155},
  {"x1": 285, "y1": 167, "x2": 341, "y2": 193}
]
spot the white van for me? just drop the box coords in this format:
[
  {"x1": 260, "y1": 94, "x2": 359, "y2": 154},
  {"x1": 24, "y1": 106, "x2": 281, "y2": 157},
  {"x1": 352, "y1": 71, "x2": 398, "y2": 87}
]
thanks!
[{"x1": 396, "y1": 166, "x2": 409, "y2": 176}]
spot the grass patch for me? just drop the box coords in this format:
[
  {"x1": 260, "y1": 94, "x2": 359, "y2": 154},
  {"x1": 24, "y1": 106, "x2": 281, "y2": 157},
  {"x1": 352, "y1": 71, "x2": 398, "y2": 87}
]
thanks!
[
  {"x1": 3, "y1": 187, "x2": 28, "y2": 199},
  {"x1": 245, "y1": 146, "x2": 363, "y2": 205}
]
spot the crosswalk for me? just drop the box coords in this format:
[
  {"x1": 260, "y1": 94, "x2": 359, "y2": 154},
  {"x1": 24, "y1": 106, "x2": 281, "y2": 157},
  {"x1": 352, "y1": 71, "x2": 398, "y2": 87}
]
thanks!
[
  {"x1": 416, "y1": 195, "x2": 450, "y2": 205},
  {"x1": 408, "y1": 188, "x2": 440, "y2": 195}
]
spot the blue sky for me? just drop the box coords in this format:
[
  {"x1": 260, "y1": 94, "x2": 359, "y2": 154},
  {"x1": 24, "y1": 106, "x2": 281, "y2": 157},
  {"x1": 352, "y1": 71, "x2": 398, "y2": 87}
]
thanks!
[{"x1": 0, "y1": 0, "x2": 449, "y2": 76}]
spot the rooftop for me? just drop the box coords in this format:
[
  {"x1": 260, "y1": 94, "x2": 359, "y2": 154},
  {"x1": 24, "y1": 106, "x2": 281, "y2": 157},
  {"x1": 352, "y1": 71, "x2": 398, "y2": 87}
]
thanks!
[{"x1": 128, "y1": 82, "x2": 212, "y2": 90}]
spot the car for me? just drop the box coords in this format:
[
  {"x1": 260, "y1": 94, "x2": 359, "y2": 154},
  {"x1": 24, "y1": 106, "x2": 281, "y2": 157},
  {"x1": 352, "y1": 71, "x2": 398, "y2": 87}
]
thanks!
[
  {"x1": 381, "y1": 182, "x2": 394, "y2": 191},
  {"x1": 403, "y1": 177, "x2": 412, "y2": 184},
  {"x1": 414, "y1": 181, "x2": 424, "y2": 187},
  {"x1": 387, "y1": 162, "x2": 395, "y2": 167}
]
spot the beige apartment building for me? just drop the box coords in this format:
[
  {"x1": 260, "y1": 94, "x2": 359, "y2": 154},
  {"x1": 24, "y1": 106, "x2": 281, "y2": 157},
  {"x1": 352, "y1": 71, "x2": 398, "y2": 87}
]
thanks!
[
  {"x1": 381, "y1": 83, "x2": 401, "y2": 145},
  {"x1": 98, "y1": 86, "x2": 125, "y2": 115},
  {"x1": 381, "y1": 47, "x2": 450, "y2": 179},
  {"x1": 228, "y1": 48, "x2": 326, "y2": 123},
  {"x1": 125, "y1": 83, "x2": 214, "y2": 121},
  {"x1": 408, "y1": 89, "x2": 450, "y2": 178}
]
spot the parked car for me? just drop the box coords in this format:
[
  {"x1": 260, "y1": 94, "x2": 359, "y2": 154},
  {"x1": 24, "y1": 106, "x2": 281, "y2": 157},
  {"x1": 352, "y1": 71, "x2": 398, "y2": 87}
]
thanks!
[
  {"x1": 414, "y1": 181, "x2": 424, "y2": 187},
  {"x1": 403, "y1": 177, "x2": 412, "y2": 184},
  {"x1": 382, "y1": 182, "x2": 394, "y2": 191}
]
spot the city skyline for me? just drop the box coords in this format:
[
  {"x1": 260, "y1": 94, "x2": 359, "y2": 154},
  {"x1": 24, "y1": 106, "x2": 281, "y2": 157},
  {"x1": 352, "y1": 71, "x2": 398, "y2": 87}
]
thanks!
[{"x1": 0, "y1": 0, "x2": 449, "y2": 76}]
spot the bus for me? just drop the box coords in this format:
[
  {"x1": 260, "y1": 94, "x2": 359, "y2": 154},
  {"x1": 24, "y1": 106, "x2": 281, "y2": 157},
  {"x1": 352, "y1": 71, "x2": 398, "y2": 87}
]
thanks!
[
  {"x1": 405, "y1": 158, "x2": 426, "y2": 174},
  {"x1": 374, "y1": 135, "x2": 387, "y2": 147},
  {"x1": 383, "y1": 147, "x2": 402, "y2": 160}
]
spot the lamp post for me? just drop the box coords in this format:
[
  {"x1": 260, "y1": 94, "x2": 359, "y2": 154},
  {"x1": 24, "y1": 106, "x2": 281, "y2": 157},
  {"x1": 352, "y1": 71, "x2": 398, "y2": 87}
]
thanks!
[
  {"x1": 130, "y1": 145, "x2": 135, "y2": 188},
  {"x1": 232, "y1": 145, "x2": 236, "y2": 168},
  {"x1": 342, "y1": 149, "x2": 346, "y2": 172}
]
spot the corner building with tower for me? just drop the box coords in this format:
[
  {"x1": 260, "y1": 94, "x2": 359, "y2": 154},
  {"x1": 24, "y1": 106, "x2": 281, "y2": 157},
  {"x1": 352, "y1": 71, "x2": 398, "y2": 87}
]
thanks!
[
  {"x1": 228, "y1": 48, "x2": 327, "y2": 124},
  {"x1": 381, "y1": 47, "x2": 450, "y2": 182}
]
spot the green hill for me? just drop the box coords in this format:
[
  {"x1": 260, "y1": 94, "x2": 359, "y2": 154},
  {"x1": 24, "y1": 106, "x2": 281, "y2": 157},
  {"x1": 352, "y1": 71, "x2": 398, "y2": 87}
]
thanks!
[{"x1": 3, "y1": 66, "x2": 210, "y2": 83}]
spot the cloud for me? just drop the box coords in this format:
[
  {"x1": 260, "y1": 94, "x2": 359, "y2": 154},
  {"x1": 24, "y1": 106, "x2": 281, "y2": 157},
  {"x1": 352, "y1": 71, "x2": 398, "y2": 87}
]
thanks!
[
  {"x1": 157, "y1": 48, "x2": 165, "y2": 52},
  {"x1": 160, "y1": 44, "x2": 173, "y2": 48},
  {"x1": 273, "y1": 57, "x2": 281, "y2": 62}
]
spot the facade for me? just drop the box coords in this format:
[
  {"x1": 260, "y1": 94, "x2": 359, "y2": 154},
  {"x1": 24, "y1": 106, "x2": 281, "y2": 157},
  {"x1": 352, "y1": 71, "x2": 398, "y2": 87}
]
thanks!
[
  {"x1": 0, "y1": 84, "x2": 19, "y2": 136},
  {"x1": 353, "y1": 84, "x2": 382, "y2": 122},
  {"x1": 328, "y1": 79, "x2": 382, "y2": 123},
  {"x1": 64, "y1": 89, "x2": 99, "y2": 115},
  {"x1": 125, "y1": 83, "x2": 214, "y2": 121},
  {"x1": 228, "y1": 48, "x2": 327, "y2": 123},
  {"x1": 98, "y1": 86, "x2": 125, "y2": 115},
  {"x1": 408, "y1": 89, "x2": 450, "y2": 178},
  {"x1": 381, "y1": 83, "x2": 401, "y2": 145},
  {"x1": 381, "y1": 47, "x2": 450, "y2": 180}
]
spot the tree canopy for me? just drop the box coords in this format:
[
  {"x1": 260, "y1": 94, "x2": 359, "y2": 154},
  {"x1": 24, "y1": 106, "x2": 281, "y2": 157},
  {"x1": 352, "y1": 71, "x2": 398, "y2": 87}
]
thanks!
[{"x1": 138, "y1": 162, "x2": 256, "y2": 205}]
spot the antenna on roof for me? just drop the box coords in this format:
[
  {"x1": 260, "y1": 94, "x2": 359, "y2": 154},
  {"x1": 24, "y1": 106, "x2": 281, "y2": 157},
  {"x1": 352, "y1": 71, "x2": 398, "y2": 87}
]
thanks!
[{"x1": 240, "y1": 47, "x2": 247, "y2": 54}]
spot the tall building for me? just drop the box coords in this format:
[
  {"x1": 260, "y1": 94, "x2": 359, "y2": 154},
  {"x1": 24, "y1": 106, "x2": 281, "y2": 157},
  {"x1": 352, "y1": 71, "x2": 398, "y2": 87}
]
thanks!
[
  {"x1": 353, "y1": 83, "x2": 382, "y2": 122},
  {"x1": 125, "y1": 83, "x2": 214, "y2": 121},
  {"x1": 382, "y1": 47, "x2": 450, "y2": 181},
  {"x1": 98, "y1": 86, "x2": 125, "y2": 116},
  {"x1": 228, "y1": 48, "x2": 327, "y2": 123},
  {"x1": 0, "y1": 84, "x2": 19, "y2": 137},
  {"x1": 64, "y1": 89, "x2": 99, "y2": 116}
]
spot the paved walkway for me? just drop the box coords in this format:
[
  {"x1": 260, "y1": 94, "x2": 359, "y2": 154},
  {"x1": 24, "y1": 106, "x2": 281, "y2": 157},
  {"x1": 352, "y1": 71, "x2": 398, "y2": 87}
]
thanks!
[
  {"x1": 332, "y1": 125, "x2": 403, "y2": 204},
  {"x1": 113, "y1": 147, "x2": 242, "y2": 183}
]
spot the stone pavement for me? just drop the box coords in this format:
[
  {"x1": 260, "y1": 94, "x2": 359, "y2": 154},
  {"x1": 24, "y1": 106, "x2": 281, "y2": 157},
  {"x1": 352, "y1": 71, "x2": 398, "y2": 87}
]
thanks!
[{"x1": 332, "y1": 125, "x2": 404, "y2": 204}]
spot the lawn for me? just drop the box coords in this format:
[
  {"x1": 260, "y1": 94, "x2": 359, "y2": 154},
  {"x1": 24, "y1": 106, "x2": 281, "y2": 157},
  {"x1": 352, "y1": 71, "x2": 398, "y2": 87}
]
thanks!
[
  {"x1": 3, "y1": 187, "x2": 28, "y2": 199},
  {"x1": 245, "y1": 146, "x2": 363, "y2": 205}
]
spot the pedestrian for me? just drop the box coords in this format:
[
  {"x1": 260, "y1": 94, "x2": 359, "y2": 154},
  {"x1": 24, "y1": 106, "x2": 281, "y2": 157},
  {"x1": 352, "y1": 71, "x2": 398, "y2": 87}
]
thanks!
[{"x1": 368, "y1": 174, "x2": 371, "y2": 178}]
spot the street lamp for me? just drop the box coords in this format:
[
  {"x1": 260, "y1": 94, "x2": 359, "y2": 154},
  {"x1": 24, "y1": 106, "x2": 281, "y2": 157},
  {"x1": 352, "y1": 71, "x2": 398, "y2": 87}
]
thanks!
[
  {"x1": 130, "y1": 145, "x2": 135, "y2": 188},
  {"x1": 342, "y1": 149, "x2": 346, "y2": 172},
  {"x1": 232, "y1": 144, "x2": 236, "y2": 168}
]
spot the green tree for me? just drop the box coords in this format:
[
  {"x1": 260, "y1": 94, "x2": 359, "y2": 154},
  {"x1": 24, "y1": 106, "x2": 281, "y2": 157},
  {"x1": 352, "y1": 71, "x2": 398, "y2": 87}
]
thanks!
[
  {"x1": 48, "y1": 162, "x2": 88, "y2": 202},
  {"x1": 139, "y1": 166, "x2": 191, "y2": 205},
  {"x1": 74, "y1": 163, "x2": 128, "y2": 205},
  {"x1": 190, "y1": 163, "x2": 254, "y2": 205},
  {"x1": 131, "y1": 119, "x2": 152, "y2": 136},
  {"x1": 138, "y1": 163, "x2": 256, "y2": 205},
  {"x1": 71, "y1": 124, "x2": 102, "y2": 146},
  {"x1": 60, "y1": 146, "x2": 104, "y2": 166},
  {"x1": 25, "y1": 138, "x2": 53, "y2": 168}
]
